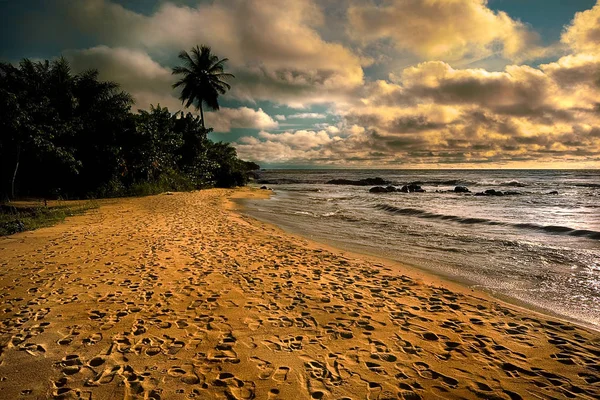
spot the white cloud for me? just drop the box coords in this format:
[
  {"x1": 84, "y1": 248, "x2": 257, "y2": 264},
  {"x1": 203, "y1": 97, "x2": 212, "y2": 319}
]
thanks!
[
  {"x1": 51, "y1": 1, "x2": 600, "y2": 167},
  {"x1": 209, "y1": 107, "x2": 279, "y2": 132},
  {"x1": 257, "y1": 129, "x2": 333, "y2": 150},
  {"x1": 348, "y1": 0, "x2": 543, "y2": 62},
  {"x1": 288, "y1": 113, "x2": 328, "y2": 119},
  {"x1": 66, "y1": 0, "x2": 366, "y2": 107},
  {"x1": 562, "y1": 1, "x2": 600, "y2": 54}
]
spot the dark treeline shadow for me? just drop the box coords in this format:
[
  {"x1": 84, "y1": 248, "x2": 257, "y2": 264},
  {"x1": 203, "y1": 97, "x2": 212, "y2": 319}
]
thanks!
[{"x1": 0, "y1": 54, "x2": 258, "y2": 202}]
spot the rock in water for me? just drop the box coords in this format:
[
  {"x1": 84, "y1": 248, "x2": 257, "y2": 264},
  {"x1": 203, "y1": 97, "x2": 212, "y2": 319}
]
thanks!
[
  {"x1": 327, "y1": 177, "x2": 390, "y2": 186},
  {"x1": 369, "y1": 186, "x2": 389, "y2": 193},
  {"x1": 454, "y1": 186, "x2": 470, "y2": 193},
  {"x1": 475, "y1": 189, "x2": 504, "y2": 196},
  {"x1": 400, "y1": 183, "x2": 425, "y2": 193}
]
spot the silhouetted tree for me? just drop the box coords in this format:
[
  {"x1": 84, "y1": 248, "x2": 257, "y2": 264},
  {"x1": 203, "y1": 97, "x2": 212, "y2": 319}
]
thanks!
[
  {"x1": 172, "y1": 45, "x2": 234, "y2": 128},
  {"x1": 1, "y1": 56, "x2": 257, "y2": 200},
  {"x1": 206, "y1": 141, "x2": 249, "y2": 187},
  {"x1": 173, "y1": 111, "x2": 215, "y2": 187},
  {"x1": 0, "y1": 59, "x2": 82, "y2": 199}
]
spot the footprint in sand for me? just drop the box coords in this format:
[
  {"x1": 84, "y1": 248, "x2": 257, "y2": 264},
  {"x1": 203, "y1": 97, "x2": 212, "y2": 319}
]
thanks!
[
  {"x1": 82, "y1": 332, "x2": 103, "y2": 346},
  {"x1": 161, "y1": 336, "x2": 185, "y2": 355},
  {"x1": 88, "y1": 356, "x2": 106, "y2": 367},
  {"x1": 18, "y1": 343, "x2": 46, "y2": 356},
  {"x1": 250, "y1": 356, "x2": 275, "y2": 379},
  {"x1": 168, "y1": 365, "x2": 202, "y2": 385},
  {"x1": 56, "y1": 354, "x2": 83, "y2": 376},
  {"x1": 273, "y1": 366, "x2": 290, "y2": 382},
  {"x1": 57, "y1": 325, "x2": 81, "y2": 345},
  {"x1": 90, "y1": 365, "x2": 120, "y2": 385},
  {"x1": 145, "y1": 346, "x2": 162, "y2": 356},
  {"x1": 214, "y1": 372, "x2": 255, "y2": 400}
]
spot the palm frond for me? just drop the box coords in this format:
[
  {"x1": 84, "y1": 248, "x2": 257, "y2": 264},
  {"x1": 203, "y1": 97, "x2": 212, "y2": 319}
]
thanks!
[{"x1": 171, "y1": 44, "x2": 235, "y2": 124}]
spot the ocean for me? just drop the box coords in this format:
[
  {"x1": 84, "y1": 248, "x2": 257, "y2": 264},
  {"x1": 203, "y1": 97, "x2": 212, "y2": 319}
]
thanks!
[{"x1": 240, "y1": 169, "x2": 600, "y2": 329}]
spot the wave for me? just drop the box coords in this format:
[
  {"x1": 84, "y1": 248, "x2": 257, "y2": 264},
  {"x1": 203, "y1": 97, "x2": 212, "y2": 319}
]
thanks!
[
  {"x1": 398, "y1": 179, "x2": 528, "y2": 187},
  {"x1": 405, "y1": 179, "x2": 478, "y2": 186},
  {"x1": 285, "y1": 188, "x2": 321, "y2": 193},
  {"x1": 573, "y1": 183, "x2": 600, "y2": 188},
  {"x1": 375, "y1": 204, "x2": 600, "y2": 240},
  {"x1": 502, "y1": 180, "x2": 528, "y2": 187},
  {"x1": 257, "y1": 178, "x2": 317, "y2": 184}
]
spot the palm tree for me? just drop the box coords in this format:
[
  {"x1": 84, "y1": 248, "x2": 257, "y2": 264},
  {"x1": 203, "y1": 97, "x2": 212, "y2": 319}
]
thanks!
[{"x1": 172, "y1": 45, "x2": 234, "y2": 128}]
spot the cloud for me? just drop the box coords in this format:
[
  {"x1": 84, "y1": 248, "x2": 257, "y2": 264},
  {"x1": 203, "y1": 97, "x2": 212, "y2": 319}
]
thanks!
[
  {"x1": 208, "y1": 107, "x2": 279, "y2": 132},
  {"x1": 348, "y1": 0, "x2": 543, "y2": 62},
  {"x1": 35, "y1": 1, "x2": 600, "y2": 167},
  {"x1": 234, "y1": 48, "x2": 600, "y2": 167},
  {"x1": 65, "y1": 45, "x2": 280, "y2": 132},
  {"x1": 65, "y1": 0, "x2": 366, "y2": 107},
  {"x1": 399, "y1": 61, "x2": 554, "y2": 116},
  {"x1": 540, "y1": 53, "x2": 600, "y2": 89},
  {"x1": 65, "y1": 45, "x2": 174, "y2": 100},
  {"x1": 288, "y1": 113, "x2": 327, "y2": 119},
  {"x1": 562, "y1": 1, "x2": 600, "y2": 53}
]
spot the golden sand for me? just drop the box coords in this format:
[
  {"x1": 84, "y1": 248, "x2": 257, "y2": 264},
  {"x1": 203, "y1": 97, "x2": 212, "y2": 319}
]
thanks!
[{"x1": 0, "y1": 188, "x2": 598, "y2": 399}]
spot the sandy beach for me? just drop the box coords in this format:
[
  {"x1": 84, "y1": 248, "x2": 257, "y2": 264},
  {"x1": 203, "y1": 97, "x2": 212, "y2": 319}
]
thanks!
[{"x1": 0, "y1": 188, "x2": 599, "y2": 400}]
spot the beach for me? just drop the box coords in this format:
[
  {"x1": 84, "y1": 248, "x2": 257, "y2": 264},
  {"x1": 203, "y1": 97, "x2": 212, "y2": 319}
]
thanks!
[{"x1": 0, "y1": 188, "x2": 599, "y2": 400}]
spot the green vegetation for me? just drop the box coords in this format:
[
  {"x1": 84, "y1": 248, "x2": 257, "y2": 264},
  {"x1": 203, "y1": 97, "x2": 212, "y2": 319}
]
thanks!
[
  {"x1": 0, "y1": 201, "x2": 98, "y2": 236},
  {"x1": 0, "y1": 45, "x2": 258, "y2": 202}
]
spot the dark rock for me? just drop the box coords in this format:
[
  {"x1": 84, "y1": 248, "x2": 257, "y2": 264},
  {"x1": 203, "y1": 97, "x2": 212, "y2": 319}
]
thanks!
[
  {"x1": 327, "y1": 177, "x2": 390, "y2": 186},
  {"x1": 476, "y1": 189, "x2": 505, "y2": 196},
  {"x1": 454, "y1": 186, "x2": 470, "y2": 193},
  {"x1": 369, "y1": 186, "x2": 389, "y2": 193},
  {"x1": 503, "y1": 191, "x2": 521, "y2": 196},
  {"x1": 260, "y1": 186, "x2": 269, "y2": 190},
  {"x1": 547, "y1": 190, "x2": 559, "y2": 195},
  {"x1": 400, "y1": 183, "x2": 425, "y2": 193},
  {"x1": 385, "y1": 186, "x2": 397, "y2": 192},
  {"x1": 485, "y1": 189, "x2": 504, "y2": 196}
]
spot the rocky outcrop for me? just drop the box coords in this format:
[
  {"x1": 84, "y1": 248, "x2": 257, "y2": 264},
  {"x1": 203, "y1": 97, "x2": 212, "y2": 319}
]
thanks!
[
  {"x1": 400, "y1": 183, "x2": 425, "y2": 193},
  {"x1": 369, "y1": 186, "x2": 390, "y2": 193},
  {"x1": 327, "y1": 177, "x2": 390, "y2": 186}
]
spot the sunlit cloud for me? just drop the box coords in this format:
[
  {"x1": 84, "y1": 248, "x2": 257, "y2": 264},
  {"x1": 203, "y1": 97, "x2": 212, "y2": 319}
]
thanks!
[
  {"x1": 348, "y1": 0, "x2": 545, "y2": 62},
  {"x1": 10, "y1": 0, "x2": 600, "y2": 167}
]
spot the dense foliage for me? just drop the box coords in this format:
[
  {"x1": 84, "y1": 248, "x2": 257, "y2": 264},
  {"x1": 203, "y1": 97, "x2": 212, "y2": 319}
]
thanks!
[{"x1": 0, "y1": 57, "x2": 258, "y2": 201}]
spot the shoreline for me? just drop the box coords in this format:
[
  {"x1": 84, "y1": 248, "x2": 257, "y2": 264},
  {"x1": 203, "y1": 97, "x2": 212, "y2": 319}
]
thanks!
[
  {"x1": 233, "y1": 189, "x2": 600, "y2": 334},
  {"x1": 0, "y1": 188, "x2": 598, "y2": 399}
]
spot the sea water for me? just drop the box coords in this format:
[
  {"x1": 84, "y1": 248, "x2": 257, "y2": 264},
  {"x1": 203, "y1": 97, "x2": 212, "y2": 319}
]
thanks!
[{"x1": 241, "y1": 170, "x2": 600, "y2": 328}]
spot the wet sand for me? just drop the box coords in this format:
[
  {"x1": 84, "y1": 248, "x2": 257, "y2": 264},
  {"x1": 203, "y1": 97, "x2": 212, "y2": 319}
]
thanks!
[{"x1": 0, "y1": 188, "x2": 598, "y2": 399}]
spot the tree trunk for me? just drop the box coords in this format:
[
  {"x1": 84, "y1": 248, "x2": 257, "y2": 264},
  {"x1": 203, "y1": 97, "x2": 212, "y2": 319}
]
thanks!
[
  {"x1": 199, "y1": 102, "x2": 205, "y2": 129},
  {"x1": 11, "y1": 145, "x2": 21, "y2": 200}
]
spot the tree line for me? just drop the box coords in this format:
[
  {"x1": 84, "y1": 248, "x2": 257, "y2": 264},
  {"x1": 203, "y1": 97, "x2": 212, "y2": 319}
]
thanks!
[{"x1": 0, "y1": 46, "x2": 258, "y2": 201}]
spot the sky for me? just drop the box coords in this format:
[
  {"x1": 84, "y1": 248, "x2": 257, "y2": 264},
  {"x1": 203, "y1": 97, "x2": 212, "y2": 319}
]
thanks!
[{"x1": 1, "y1": 0, "x2": 600, "y2": 168}]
